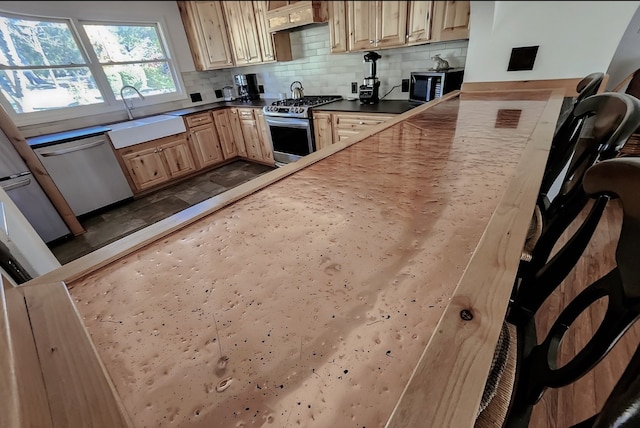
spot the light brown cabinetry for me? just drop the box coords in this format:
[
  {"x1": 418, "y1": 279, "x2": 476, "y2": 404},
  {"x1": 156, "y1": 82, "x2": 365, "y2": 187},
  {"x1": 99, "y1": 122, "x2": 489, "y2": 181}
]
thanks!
[
  {"x1": 237, "y1": 108, "x2": 264, "y2": 162},
  {"x1": 179, "y1": 1, "x2": 291, "y2": 70},
  {"x1": 223, "y1": 1, "x2": 262, "y2": 65},
  {"x1": 211, "y1": 109, "x2": 239, "y2": 159},
  {"x1": 185, "y1": 112, "x2": 225, "y2": 169},
  {"x1": 312, "y1": 111, "x2": 396, "y2": 146},
  {"x1": 407, "y1": 1, "x2": 433, "y2": 45},
  {"x1": 254, "y1": 109, "x2": 275, "y2": 163},
  {"x1": 266, "y1": 1, "x2": 328, "y2": 32},
  {"x1": 222, "y1": 1, "x2": 292, "y2": 66},
  {"x1": 431, "y1": 0, "x2": 470, "y2": 42},
  {"x1": 177, "y1": 1, "x2": 234, "y2": 70},
  {"x1": 332, "y1": 112, "x2": 395, "y2": 143},
  {"x1": 119, "y1": 134, "x2": 196, "y2": 192},
  {"x1": 313, "y1": 112, "x2": 334, "y2": 150},
  {"x1": 228, "y1": 108, "x2": 248, "y2": 157},
  {"x1": 235, "y1": 108, "x2": 274, "y2": 165},
  {"x1": 333, "y1": 0, "x2": 468, "y2": 54},
  {"x1": 347, "y1": 1, "x2": 408, "y2": 51},
  {"x1": 328, "y1": 1, "x2": 348, "y2": 54}
]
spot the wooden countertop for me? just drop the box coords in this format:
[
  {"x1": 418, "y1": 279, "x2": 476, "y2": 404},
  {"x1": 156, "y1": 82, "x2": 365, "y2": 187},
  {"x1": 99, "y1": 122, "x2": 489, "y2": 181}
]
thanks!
[{"x1": 16, "y1": 89, "x2": 564, "y2": 428}]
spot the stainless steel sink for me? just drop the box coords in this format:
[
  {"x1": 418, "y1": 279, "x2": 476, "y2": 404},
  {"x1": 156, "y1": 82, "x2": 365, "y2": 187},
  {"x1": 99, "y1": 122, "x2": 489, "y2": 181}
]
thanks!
[{"x1": 107, "y1": 114, "x2": 186, "y2": 149}]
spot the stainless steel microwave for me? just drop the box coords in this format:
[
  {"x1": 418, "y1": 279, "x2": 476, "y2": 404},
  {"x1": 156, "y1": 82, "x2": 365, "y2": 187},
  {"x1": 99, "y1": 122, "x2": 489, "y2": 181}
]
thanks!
[{"x1": 409, "y1": 69, "x2": 464, "y2": 104}]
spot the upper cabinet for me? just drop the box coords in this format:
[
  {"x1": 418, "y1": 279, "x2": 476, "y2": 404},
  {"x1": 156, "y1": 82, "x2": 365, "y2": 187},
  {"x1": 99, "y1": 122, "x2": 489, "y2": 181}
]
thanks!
[
  {"x1": 347, "y1": 1, "x2": 407, "y2": 51},
  {"x1": 178, "y1": 1, "x2": 234, "y2": 70},
  {"x1": 178, "y1": 1, "x2": 292, "y2": 70},
  {"x1": 333, "y1": 1, "x2": 469, "y2": 54},
  {"x1": 431, "y1": 0, "x2": 470, "y2": 42},
  {"x1": 266, "y1": 1, "x2": 329, "y2": 32},
  {"x1": 407, "y1": 1, "x2": 433, "y2": 45}
]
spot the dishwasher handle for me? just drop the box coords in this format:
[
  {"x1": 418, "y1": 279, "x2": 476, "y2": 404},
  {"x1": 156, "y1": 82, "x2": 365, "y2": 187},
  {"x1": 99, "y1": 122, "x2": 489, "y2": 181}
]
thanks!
[
  {"x1": 37, "y1": 139, "x2": 105, "y2": 157},
  {"x1": 0, "y1": 177, "x2": 31, "y2": 191}
]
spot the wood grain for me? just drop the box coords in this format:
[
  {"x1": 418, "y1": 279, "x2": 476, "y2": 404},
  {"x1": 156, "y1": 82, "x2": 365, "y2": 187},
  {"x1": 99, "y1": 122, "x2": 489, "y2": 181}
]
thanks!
[
  {"x1": 4, "y1": 285, "x2": 53, "y2": 428},
  {"x1": 23, "y1": 282, "x2": 132, "y2": 428},
  {"x1": 0, "y1": 105, "x2": 84, "y2": 236},
  {"x1": 385, "y1": 89, "x2": 565, "y2": 428},
  {"x1": 0, "y1": 276, "x2": 19, "y2": 428},
  {"x1": 462, "y1": 77, "x2": 608, "y2": 97}
]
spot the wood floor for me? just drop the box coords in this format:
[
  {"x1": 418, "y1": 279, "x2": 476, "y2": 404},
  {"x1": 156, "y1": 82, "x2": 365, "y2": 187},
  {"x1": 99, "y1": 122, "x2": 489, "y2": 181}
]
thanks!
[{"x1": 528, "y1": 197, "x2": 640, "y2": 427}]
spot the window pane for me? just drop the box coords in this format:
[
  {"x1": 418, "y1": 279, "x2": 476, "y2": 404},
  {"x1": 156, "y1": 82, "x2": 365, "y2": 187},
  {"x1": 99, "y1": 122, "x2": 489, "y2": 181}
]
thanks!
[
  {"x1": 104, "y1": 62, "x2": 175, "y2": 98},
  {"x1": 0, "y1": 16, "x2": 84, "y2": 66},
  {"x1": 0, "y1": 68, "x2": 101, "y2": 113},
  {"x1": 84, "y1": 24, "x2": 165, "y2": 63}
]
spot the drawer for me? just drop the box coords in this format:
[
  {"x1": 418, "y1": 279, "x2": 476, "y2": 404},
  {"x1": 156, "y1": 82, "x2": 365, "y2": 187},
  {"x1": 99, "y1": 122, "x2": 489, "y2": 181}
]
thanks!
[
  {"x1": 237, "y1": 108, "x2": 255, "y2": 120},
  {"x1": 185, "y1": 112, "x2": 212, "y2": 128},
  {"x1": 333, "y1": 114, "x2": 394, "y2": 131},
  {"x1": 335, "y1": 129, "x2": 361, "y2": 142}
]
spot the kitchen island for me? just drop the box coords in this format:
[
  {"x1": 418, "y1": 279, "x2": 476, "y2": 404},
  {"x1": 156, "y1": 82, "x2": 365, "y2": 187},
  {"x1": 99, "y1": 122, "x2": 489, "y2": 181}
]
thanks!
[{"x1": 6, "y1": 88, "x2": 564, "y2": 428}]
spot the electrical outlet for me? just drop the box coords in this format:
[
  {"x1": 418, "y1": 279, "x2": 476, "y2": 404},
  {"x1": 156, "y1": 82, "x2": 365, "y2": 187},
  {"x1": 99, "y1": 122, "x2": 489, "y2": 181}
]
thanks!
[
  {"x1": 213, "y1": 89, "x2": 223, "y2": 99},
  {"x1": 191, "y1": 92, "x2": 204, "y2": 102},
  {"x1": 258, "y1": 84, "x2": 265, "y2": 94},
  {"x1": 401, "y1": 79, "x2": 410, "y2": 92},
  {"x1": 351, "y1": 82, "x2": 358, "y2": 93}
]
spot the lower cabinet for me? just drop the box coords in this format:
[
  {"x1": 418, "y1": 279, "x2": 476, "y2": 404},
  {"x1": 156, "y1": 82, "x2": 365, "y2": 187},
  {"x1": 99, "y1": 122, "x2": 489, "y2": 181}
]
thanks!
[
  {"x1": 211, "y1": 109, "x2": 239, "y2": 159},
  {"x1": 236, "y1": 108, "x2": 275, "y2": 165},
  {"x1": 119, "y1": 133, "x2": 196, "y2": 192},
  {"x1": 115, "y1": 106, "x2": 277, "y2": 194},
  {"x1": 185, "y1": 112, "x2": 225, "y2": 169},
  {"x1": 313, "y1": 111, "x2": 396, "y2": 147}
]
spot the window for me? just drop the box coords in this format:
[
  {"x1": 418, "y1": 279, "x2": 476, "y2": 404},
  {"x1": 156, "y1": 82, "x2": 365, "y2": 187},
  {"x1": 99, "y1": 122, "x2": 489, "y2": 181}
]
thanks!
[
  {"x1": 0, "y1": 12, "x2": 183, "y2": 124},
  {"x1": 83, "y1": 23, "x2": 176, "y2": 99}
]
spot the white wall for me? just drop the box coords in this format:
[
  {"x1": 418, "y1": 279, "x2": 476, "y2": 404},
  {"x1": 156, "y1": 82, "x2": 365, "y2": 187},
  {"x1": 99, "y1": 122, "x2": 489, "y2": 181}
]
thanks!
[
  {"x1": 465, "y1": 1, "x2": 640, "y2": 83},
  {"x1": 606, "y1": 5, "x2": 640, "y2": 90}
]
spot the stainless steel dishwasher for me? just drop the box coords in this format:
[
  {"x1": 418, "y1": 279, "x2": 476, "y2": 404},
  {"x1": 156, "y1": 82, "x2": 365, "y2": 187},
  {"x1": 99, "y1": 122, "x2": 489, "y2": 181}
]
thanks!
[{"x1": 34, "y1": 134, "x2": 133, "y2": 216}]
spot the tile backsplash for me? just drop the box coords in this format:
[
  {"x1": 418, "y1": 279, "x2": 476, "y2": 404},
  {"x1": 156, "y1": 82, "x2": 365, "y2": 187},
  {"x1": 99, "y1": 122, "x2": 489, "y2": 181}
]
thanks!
[{"x1": 184, "y1": 24, "x2": 468, "y2": 103}]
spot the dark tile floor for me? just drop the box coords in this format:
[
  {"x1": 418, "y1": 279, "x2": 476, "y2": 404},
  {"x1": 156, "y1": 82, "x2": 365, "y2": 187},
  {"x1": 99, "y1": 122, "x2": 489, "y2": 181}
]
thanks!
[{"x1": 49, "y1": 160, "x2": 275, "y2": 265}]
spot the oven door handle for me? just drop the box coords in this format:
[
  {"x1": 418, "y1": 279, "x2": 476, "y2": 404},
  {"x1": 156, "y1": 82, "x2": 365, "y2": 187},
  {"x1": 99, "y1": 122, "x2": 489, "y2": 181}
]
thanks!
[{"x1": 265, "y1": 116, "x2": 310, "y2": 129}]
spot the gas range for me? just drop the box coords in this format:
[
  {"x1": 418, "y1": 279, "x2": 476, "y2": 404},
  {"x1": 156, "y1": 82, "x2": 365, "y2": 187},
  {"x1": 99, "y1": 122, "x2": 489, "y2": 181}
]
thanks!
[{"x1": 263, "y1": 95, "x2": 342, "y2": 118}]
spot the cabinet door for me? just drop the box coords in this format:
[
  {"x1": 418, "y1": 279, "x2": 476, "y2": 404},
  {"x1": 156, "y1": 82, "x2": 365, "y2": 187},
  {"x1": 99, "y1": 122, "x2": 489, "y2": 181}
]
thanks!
[
  {"x1": 329, "y1": 1, "x2": 348, "y2": 54},
  {"x1": 212, "y1": 110, "x2": 238, "y2": 159},
  {"x1": 122, "y1": 147, "x2": 170, "y2": 191},
  {"x1": 253, "y1": 1, "x2": 276, "y2": 62},
  {"x1": 376, "y1": 1, "x2": 408, "y2": 49},
  {"x1": 407, "y1": 1, "x2": 433, "y2": 45},
  {"x1": 313, "y1": 112, "x2": 333, "y2": 150},
  {"x1": 223, "y1": 1, "x2": 262, "y2": 64},
  {"x1": 237, "y1": 109, "x2": 264, "y2": 161},
  {"x1": 160, "y1": 137, "x2": 197, "y2": 179},
  {"x1": 228, "y1": 108, "x2": 248, "y2": 157},
  {"x1": 178, "y1": 1, "x2": 235, "y2": 70},
  {"x1": 347, "y1": 1, "x2": 375, "y2": 51},
  {"x1": 431, "y1": 0, "x2": 470, "y2": 42},
  {"x1": 254, "y1": 109, "x2": 274, "y2": 164},
  {"x1": 189, "y1": 124, "x2": 225, "y2": 168}
]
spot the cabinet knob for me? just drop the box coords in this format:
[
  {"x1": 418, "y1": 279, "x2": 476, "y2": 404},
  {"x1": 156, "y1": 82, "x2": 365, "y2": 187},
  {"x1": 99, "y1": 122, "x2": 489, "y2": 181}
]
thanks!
[
  {"x1": 369, "y1": 39, "x2": 374, "y2": 44},
  {"x1": 158, "y1": 148, "x2": 163, "y2": 152},
  {"x1": 359, "y1": 121, "x2": 365, "y2": 125}
]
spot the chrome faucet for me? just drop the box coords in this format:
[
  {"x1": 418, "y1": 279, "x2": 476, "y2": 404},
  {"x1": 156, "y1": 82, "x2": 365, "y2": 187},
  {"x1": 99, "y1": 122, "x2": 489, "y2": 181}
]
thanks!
[{"x1": 120, "y1": 85, "x2": 145, "y2": 120}]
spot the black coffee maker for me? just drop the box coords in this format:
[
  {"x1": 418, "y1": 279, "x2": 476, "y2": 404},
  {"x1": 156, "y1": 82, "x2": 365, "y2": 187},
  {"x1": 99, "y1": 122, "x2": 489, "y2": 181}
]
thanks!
[
  {"x1": 359, "y1": 51, "x2": 381, "y2": 104},
  {"x1": 234, "y1": 73, "x2": 260, "y2": 101}
]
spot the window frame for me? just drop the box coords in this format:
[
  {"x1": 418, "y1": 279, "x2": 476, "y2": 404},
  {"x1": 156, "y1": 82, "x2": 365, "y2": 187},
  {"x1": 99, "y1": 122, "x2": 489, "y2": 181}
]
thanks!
[{"x1": 0, "y1": 11, "x2": 187, "y2": 127}]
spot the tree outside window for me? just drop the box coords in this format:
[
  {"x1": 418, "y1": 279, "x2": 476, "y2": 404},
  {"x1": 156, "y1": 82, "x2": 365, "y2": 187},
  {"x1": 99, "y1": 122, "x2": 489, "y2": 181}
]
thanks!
[{"x1": 0, "y1": 13, "x2": 180, "y2": 117}]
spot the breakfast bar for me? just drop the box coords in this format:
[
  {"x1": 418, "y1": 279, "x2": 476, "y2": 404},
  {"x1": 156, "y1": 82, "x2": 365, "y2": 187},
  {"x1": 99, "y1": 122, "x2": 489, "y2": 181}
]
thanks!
[{"x1": 7, "y1": 88, "x2": 564, "y2": 427}]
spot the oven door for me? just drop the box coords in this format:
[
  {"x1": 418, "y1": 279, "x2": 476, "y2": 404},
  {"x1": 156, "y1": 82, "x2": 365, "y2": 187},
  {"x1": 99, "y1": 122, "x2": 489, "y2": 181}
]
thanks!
[{"x1": 264, "y1": 116, "x2": 314, "y2": 165}]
